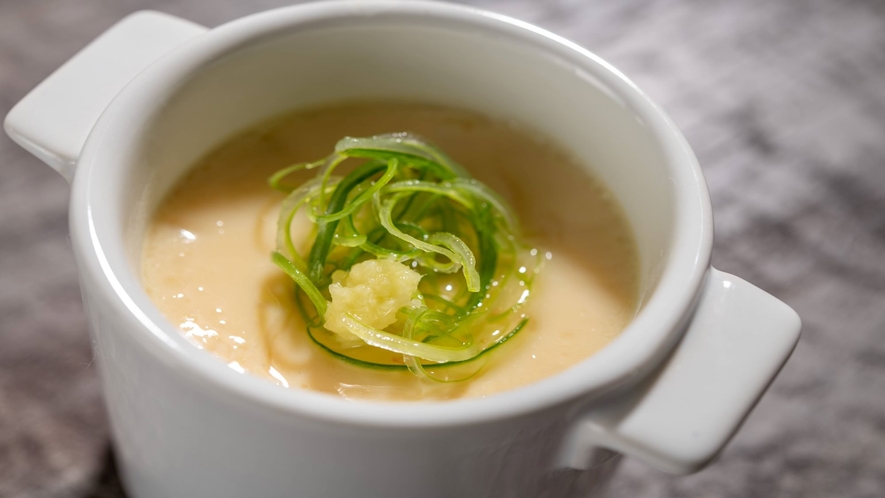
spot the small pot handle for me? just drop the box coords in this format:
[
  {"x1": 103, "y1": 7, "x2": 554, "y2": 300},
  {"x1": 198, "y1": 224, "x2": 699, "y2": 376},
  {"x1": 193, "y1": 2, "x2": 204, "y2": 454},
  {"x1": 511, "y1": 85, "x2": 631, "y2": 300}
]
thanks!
[
  {"x1": 557, "y1": 268, "x2": 800, "y2": 474},
  {"x1": 3, "y1": 11, "x2": 206, "y2": 181}
]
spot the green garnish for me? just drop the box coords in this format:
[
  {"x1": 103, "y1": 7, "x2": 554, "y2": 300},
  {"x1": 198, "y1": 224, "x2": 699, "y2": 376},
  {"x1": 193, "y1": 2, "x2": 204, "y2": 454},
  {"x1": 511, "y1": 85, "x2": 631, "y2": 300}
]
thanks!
[{"x1": 270, "y1": 133, "x2": 542, "y2": 382}]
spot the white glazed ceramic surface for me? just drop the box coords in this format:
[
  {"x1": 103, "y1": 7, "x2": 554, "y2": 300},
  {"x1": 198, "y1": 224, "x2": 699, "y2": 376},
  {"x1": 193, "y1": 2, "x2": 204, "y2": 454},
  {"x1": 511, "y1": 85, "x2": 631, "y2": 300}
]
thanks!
[{"x1": 4, "y1": 2, "x2": 800, "y2": 497}]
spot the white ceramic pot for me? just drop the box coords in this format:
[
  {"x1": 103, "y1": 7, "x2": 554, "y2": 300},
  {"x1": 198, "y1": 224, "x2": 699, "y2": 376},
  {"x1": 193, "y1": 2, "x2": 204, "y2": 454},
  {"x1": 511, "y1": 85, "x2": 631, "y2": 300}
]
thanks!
[{"x1": 5, "y1": 2, "x2": 801, "y2": 497}]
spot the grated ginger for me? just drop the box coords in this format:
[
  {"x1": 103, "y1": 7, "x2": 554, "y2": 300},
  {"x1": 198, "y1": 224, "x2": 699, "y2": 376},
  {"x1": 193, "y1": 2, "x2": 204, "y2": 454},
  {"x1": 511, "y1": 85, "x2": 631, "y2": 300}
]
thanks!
[{"x1": 324, "y1": 259, "x2": 422, "y2": 341}]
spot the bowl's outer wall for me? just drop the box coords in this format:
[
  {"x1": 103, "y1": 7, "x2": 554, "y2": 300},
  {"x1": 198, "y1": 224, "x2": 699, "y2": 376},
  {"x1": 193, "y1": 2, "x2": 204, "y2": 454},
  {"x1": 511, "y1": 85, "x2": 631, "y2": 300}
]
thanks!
[
  {"x1": 64, "y1": 2, "x2": 714, "y2": 496},
  {"x1": 85, "y1": 277, "x2": 623, "y2": 496}
]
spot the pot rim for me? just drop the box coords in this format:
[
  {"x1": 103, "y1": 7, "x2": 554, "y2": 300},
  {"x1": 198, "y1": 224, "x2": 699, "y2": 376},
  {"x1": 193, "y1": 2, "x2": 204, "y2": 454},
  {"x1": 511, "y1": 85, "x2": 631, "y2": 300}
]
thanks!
[{"x1": 70, "y1": 0, "x2": 713, "y2": 428}]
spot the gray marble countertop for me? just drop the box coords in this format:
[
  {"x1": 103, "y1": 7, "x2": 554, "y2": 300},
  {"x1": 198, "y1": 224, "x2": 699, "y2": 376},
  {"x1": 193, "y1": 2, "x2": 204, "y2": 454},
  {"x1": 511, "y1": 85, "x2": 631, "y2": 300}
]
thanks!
[{"x1": 2, "y1": 1, "x2": 884, "y2": 497}]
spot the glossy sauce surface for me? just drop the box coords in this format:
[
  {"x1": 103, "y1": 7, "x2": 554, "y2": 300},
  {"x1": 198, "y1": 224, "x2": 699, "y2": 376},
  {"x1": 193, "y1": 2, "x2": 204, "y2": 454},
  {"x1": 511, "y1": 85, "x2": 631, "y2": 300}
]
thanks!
[{"x1": 142, "y1": 104, "x2": 638, "y2": 400}]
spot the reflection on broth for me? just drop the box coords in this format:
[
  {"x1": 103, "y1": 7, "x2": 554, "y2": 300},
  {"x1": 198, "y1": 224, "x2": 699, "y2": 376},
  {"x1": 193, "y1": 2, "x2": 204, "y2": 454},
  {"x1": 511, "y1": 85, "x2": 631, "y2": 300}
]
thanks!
[{"x1": 141, "y1": 103, "x2": 638, "y2": 400}]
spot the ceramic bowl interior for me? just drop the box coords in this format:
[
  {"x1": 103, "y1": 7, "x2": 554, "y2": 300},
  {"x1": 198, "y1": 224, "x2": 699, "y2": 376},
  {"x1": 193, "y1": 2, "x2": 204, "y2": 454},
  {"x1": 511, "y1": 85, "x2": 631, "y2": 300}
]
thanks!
[
  {"x1": 132, "y1": 17, "x2": 681, "y2": 297},
  {"x1": 85, "y1": 6, "x2": 708, "y2": 413}
]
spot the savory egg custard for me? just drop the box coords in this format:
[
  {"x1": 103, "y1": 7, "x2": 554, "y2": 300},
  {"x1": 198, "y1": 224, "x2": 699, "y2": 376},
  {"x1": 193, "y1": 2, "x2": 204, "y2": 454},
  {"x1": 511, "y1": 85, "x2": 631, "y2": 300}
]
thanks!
[{"x1": 142, "y1": 103, "x2": 638, "y2": 400}]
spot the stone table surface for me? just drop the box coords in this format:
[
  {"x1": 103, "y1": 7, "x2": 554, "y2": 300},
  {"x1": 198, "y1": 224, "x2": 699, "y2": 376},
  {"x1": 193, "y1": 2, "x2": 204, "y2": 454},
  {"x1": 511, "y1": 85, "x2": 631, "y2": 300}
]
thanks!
[{"x1": 1, "y1": 0, "x2": 884, "y2": 497}]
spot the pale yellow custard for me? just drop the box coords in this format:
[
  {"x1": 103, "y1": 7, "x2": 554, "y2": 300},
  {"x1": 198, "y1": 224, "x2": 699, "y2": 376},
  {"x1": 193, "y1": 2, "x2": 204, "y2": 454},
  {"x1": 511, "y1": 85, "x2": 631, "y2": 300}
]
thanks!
[{"x1": 141, "y1": 103, "x2": 639, "y2": 401}]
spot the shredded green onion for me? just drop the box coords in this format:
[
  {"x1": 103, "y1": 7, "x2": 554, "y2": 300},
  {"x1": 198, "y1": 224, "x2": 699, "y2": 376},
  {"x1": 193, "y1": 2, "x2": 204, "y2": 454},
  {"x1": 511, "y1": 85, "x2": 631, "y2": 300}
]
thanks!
[{"x1": 269, "y1": 133, "x2": 542, "y2": 381}]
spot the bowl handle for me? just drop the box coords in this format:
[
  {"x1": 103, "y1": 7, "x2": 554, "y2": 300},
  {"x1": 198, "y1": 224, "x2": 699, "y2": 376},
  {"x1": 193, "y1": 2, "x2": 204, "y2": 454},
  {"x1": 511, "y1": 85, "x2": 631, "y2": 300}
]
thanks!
[
  {"x1": 556, "y1": 268, "x2": 801, "y2": 474},
  {"x1": 3, "y1": 11, "x2": 206, "y2": 182}
]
